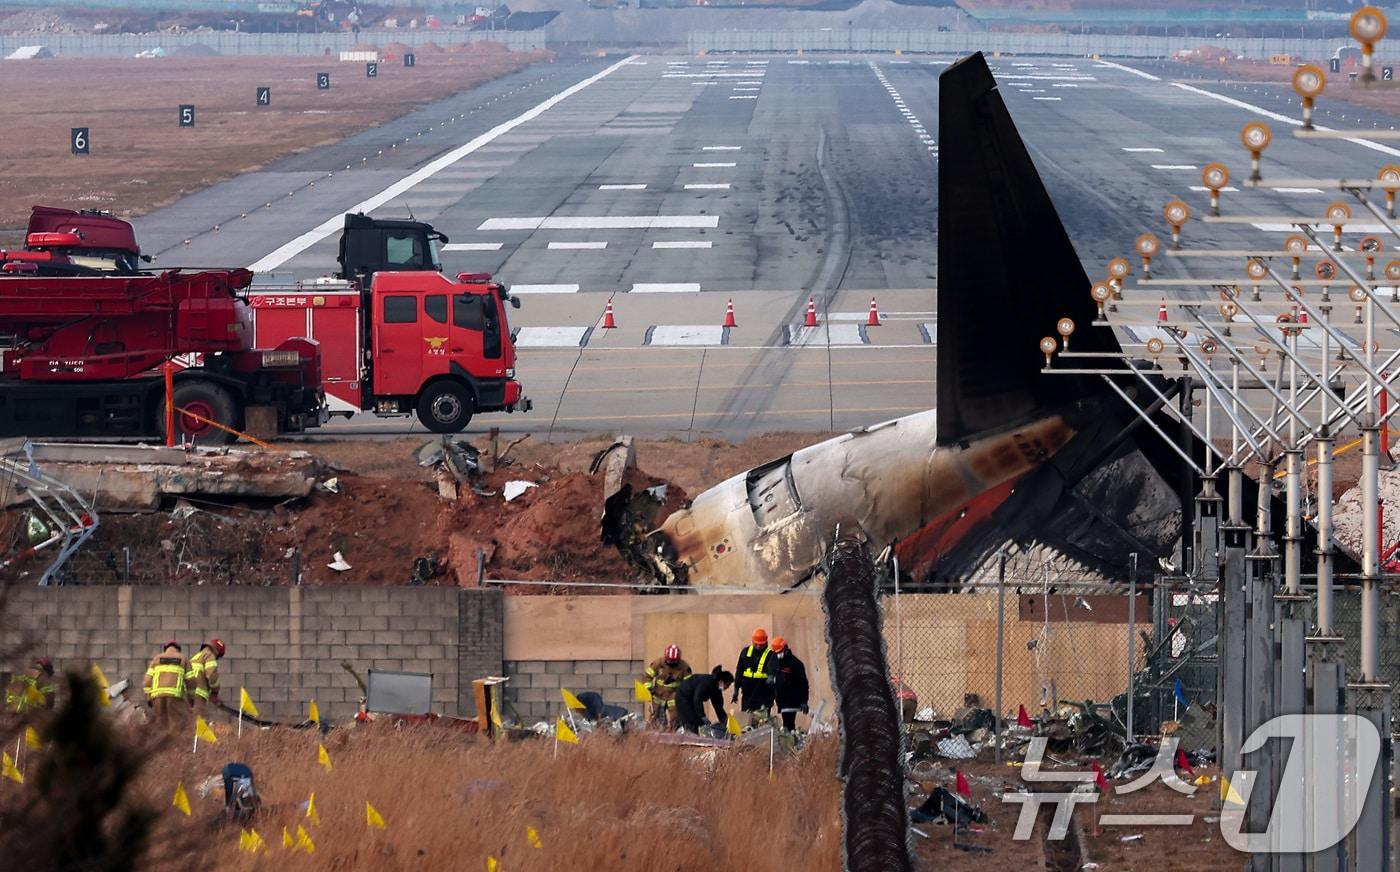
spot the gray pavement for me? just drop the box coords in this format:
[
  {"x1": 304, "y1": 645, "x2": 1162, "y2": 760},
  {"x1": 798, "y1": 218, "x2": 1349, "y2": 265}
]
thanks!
[{"x1": 131, "y1": 52, "x2": 1400, "y2": 441}]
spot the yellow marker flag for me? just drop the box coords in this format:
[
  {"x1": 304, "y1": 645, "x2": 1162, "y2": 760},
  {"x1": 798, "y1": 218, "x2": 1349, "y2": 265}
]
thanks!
[
  {"x1": 172, "y1": 782, "x2": 192, "y2": 816},
  {"x1": 281, "y1": 827, "x2": 294, "y2": 849},
  {"x1": 561, "y1": 688, "x2": 586, "y2": 710},
  {"x1": 634, "y1": 680, "x2": 652, "y2": 703},
  {"x1": 317, "y1": 743, "x2": 332, "y2": 772},
  {"x1": 1220, "y1": 775, "x2": 1246, "y2": 806},
  {"x1": 239, "y1": 687, "x2": 259, "y2": 719},
  {"x1": 239, "y1": 829, "x2": 266, "y2": 853},
  {"x1": 726, "y1": 713, "x2": 742, "y2": 736},
  {"x1": 366, "y1": 801, "x2": 386, "y2": 830},
  {"x1": 295, "y1": 825, "x2": 315, "y2": 853},
  {"x1": 308, "y1": 699, "x2": 320, "y2": 726},
  {"x1": 91, "y1": 663, "x2": 111, "y2": 707},
  {"x1": 2, "y1": 752, "x2": 23, "y2": 784},
  {"x1": 526, "y1": 826, "x2": 542, "y2": 849},
  {"x1": 489, "y1": 697, "x2": 504, "y2": 729},
  {"x1": 487, "y1": 857, "x2": 500, "y2": 872},
  {"x1": 556, "y1": 717, "x2": 579, "y2": 745},
  {"x1": 305, "y1": 791, "x2": 320, "y2": 825},
  {"x1": 24, "y1": 726, "x2": 41, "y2": 751},
  {"x1": 195, "y1": 716, "x2": 218, "y2": 744},
  {"x1": 24, "y1": 684, "x2": 45, "y2": 708}
]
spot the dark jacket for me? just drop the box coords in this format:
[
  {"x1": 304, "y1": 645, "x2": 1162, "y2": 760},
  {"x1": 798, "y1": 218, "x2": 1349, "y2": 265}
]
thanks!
[
  {"x1": 680, "y1": 671, "x2": 728, "y2": 724},
  {"x1": 773, "y1": 650, "x2": 809, "y2": 710}
]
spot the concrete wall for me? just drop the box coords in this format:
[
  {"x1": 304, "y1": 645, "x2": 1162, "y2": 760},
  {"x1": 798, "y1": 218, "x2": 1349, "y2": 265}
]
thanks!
[{"x1": 0, "y1": 586, "x2": 502, "y2": 722}]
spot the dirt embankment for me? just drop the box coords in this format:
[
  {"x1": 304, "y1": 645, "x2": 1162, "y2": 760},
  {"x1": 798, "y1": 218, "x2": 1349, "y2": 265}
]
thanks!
[
  {"x1": 0, "y1": 45, "x2": 550, "y2": 238},
  {"x1": 46, "y1": 432, "x2": 828, "y2": 588}
]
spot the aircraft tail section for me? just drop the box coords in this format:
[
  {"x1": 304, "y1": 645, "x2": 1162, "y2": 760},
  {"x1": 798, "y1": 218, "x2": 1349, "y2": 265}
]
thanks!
[{"x1": 936, "y1": 52, "x2": 1121, "y2": 446}]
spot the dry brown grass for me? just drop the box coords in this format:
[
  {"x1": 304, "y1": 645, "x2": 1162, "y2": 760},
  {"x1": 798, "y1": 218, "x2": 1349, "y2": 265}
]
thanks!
[{"x1": 127, "y1": 722, "x2": 843, "y2": 871}]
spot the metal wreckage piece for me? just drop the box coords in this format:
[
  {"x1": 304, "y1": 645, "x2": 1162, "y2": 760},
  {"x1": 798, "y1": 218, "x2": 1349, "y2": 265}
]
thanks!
[{"x1": 823, "y1": 536, "x2": 914, "y2": 872}]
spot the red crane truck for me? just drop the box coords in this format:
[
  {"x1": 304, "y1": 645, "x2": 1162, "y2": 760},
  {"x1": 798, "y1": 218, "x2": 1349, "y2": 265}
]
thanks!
[{"x1": 0, "y1": 207, "x2": 528, "y2": 442}]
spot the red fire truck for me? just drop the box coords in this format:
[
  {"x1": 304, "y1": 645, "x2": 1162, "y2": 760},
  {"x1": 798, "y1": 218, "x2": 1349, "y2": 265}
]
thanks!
[
  {"x1": 248, "y1": 212, "x2": 528, "y2": 433},
  {"x1": 0, "y1": 207, "x2": 527, "y2": 441}
]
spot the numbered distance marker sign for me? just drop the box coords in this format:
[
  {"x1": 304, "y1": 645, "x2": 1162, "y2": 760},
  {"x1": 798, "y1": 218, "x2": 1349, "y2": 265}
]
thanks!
[
  {"x1": 179, "y1": 104, "x2": 195, "y2": 127},
  {"x1": 256, "y1": 86, "x2": 270, "y2": 106},
  {"x1": 317, "y1": 72, "x2": 330, "y2": 90},
  {"x1": 71, "y1": 127, "x2": 89, "y2": 154},
  {"x1": 367, "y1": 61, "x2": 378, "y2": 78}
]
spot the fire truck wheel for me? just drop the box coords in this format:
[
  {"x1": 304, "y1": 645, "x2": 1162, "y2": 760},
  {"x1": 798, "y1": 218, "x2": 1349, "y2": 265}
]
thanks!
[
  {"x1": 163, "y1": 381, "x2": 238, "y2": 445},
  {"x1": 416, "y1": 382, "x2": 474, "y2": 433}
]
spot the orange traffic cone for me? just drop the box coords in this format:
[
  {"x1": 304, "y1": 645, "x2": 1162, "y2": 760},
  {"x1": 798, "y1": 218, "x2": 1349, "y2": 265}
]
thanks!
[
  {"x1": 804, "y1": 297, "x2": 819, "y2": 328},
  {"x1": 602, "y1": 301, "x2": 617, "y2": 329},
  {"x1": 867, "y1": 296, "x2": 881, "y2": 327},
  {"x1": 723, "y1": 298, "x2": 737, "y2": 328},
  {"x1": 1158, "y1": 301, "x2": 1168, "y2": 322}
]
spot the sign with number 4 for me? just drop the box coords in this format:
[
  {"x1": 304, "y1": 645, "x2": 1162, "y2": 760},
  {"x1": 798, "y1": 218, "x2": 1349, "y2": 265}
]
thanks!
[
  {"x1": 71, "y1": 127, "x2": 89, "y2": 155},
  {"x1": 179, "y1": 104, "x2": 195, "y2": 127},
  {"x1": 256, "y1": 86, "x2": 270, "y2": 106}
]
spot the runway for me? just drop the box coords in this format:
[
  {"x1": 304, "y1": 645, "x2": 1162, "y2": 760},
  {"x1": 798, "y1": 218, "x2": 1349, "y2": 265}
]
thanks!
[{"x1": 131, "y1": 51, "x2": 1400, "y2": 440}]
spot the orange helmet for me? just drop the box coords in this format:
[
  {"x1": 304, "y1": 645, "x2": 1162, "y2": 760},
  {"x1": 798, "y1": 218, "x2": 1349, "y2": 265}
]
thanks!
[
  {"x1": 771, "y1": 637, "x2": 787, "y2": 653},
  {"x1": 208, "y1": 638, "x2": 226, "y2": 657},
  {"x1": 752, "y1": 628, "x2": 768, "y2": 645}
]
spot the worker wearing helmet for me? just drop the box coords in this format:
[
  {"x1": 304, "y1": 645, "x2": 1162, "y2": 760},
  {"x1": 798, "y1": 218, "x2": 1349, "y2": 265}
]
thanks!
[
  {"x1": 143, "y1": 641, "x2": 191, "y2": 732},
  {"x1": 187, "y1": 638, "x2": 224, "y2": 712},
  {"x1": 733, "y1": 628, "x2": 775, "y2": 724},
  {"x1": 642, "y1": 644, "x2": 692, "y2": 728},
  {"x1": 771, "y1": 637, "x2": 810, "y2": 732},
  {"x1": 675, "y1": 666, "x2": 735, "y2": 734},
  {"x1": 6, "y1": 657, "x2": 56, "y2": 713}
]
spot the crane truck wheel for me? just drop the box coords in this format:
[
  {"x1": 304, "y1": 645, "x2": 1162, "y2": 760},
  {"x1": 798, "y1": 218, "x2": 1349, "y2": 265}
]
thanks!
[
  {"x1": 161, "y1": 381, "x2": 239, "y2": 445},
  {"x1": 416, "y1": 382, "x2": 474, "y2": 433}
]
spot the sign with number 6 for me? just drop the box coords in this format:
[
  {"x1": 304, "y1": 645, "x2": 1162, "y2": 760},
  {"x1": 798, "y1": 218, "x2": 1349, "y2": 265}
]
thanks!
[{"x1": 71, "y1": 127, "x2": 89, "y2": 155}]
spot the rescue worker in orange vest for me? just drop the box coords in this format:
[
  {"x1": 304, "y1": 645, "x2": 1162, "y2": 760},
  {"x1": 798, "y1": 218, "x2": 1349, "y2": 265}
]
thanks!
[
  {"x1": 642, "y1": 644, "x2": 692, "y2": 728},
  {"x1": 187, "y1": 638, "x2": 224, "y2": 713},
  {"x1": 143, "y1": 640, "x2": 191, "y2": 732},
  {"x1": 6, "y1": 657, "x2": 56, "y2": 713},
  {"x1": 733, "y1": 628, "x2": 775, "y2": 723}
]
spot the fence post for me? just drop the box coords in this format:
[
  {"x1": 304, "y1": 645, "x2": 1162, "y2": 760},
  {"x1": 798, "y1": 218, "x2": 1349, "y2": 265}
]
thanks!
[
  {"x1": 1127, "y1": 552, "x2": 1137, "y2": 744},
  {"x1": 995, "y1": 550, "x2": 1006, "y2": 763}
]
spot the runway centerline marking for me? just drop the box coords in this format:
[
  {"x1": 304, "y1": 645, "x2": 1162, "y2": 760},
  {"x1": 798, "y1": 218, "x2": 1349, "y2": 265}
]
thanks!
[
  {"x1": 685, "y1": 183, "x2": 731, "y2": 190},
  {"x1": 693, "y1": 162, "x2": 737, "y2": 168},
  {"x1": 510, "y1": 284, "x2": 581, "y2": 294},
  {"x1": 702, "y1": 145, "x2": 742, "y2": 151},
  {"x1": 1152, "y1": 164, "x2": 1199, "y2": 170},
  {"x1": 652, "y1": 240, "x2": 712, "y2": 249},
  {"x1": 547, "y1": 241, "x2": 608, "y2": 250},
  {"x1": 632, "y1": 282, "x2": 703, "y2": 293},
  {"x1": 1122, "y1": 147, "x2": 1165, "y2": 153},
  {"x1": 441, "y1": 242, "x2": 503, "y2": 252},
  {"x1": 599, "y1": 183, "x2": 647, "y2": 190},
  {"x1": 246, "y1": 55, "x2": 636, "y2": 272}
]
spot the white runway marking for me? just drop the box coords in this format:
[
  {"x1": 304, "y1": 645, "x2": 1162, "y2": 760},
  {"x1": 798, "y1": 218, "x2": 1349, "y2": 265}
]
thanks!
[
  {"x1": 645, "y1": 325, "x2": 727, "y2": 346},
  {"x1": 510, "y1": 284, "x2": 581, "y2": 294},
  {"x1": 693, "y1": 162, "x2": 737, "y2": 168},
  {"x1": 1189, "y1": 185, "x2": 1239, "y2": 192},
  {"x1": 732, "y1": 87, "x2": 762, "y2": 92},
  {"x1": 737, "y1": 81, "x2": 764, "y2": 86},
  {"x1": 632, "y1": 282, "x2": 702, "y2": 293},
  {"x1": 598, "y1": 184, "x2": 647, "y2": 191},
  {"x1": 1122, "y1": 147, "x2": 1164, "y2": 153},
  {"x1": 1274, "y1": 187, "x2": 1326, "y2": 194},
  {"x1": 663, "y1": 72, "x2": 764, "y2": 78},
  {"x1": 788, "y1": 60, "x2": 810, "y2": 64},
  {"x1": 1152, "y1": 164, "x2": 1199, "y2": 170},
  {"x1": 481, "y1": 216, "x2": 720, "y2": 230},
  {"x1": 787, "y1": 324, "x2": 868, "y2": 346},
  {"x1": 703, "y1": 146, "x2": 742, "y2": 151},
  {"x1": 1095, "y1": 60, "x2": 1161, "y2": 81},
  {"x1": 652, "y1": 241, "x2": 712, "y2": 249},
  {"x1": 547, "y1": 241, "x2": 608, "y2": 250},
  {"x1": 685, "y1": 183, "x2": 731, "y2": 190},
  {"x1": 729, "y1": 95, "x2": 759, "y2": 100},
  {"x1": 1254, "y1": 221, "x2": 1393, "y2": 233},
  {"x1": 441, "y1": 242, "x2": 503, "y2": 252},
  {"x1": 246, "y1": 55, "x2": 636, "y2": 272},
  {"x1": 1019, "y1": 89, "x2": 1046, "y2": 93},
  {"x1": 1053, "y1": 83, "x2": 1080, "y2": 88},
  {"x1": 919, "y1": 322, "x2": 937, "y2": 345},
  {"x1": 515, "y1": 326, "x2": 591, "y2": 347},
  {"x1": 1033, "y1": 97, "x2": 1062, "y2": 101}
]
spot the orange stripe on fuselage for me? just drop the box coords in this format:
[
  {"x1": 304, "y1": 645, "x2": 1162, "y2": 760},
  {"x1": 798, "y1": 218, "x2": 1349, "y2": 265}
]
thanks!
[{"x1": 894, "y1": 474, "x2": 1025, "y2": 583}]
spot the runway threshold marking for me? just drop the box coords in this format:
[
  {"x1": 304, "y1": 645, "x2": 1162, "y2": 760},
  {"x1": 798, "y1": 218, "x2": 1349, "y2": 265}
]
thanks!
[
  {"x1": 246, "y1": 55, "x2": 637, "y2": 272},
  {"x1": 599, "y1": 183, "x2": 647, "y2": 191},
  {"x1": 442, "y1": 242, "x2": 503, "y2": 251}
]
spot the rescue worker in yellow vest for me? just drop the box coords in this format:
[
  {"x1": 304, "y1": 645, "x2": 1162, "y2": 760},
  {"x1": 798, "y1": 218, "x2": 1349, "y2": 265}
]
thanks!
[
  {"x1": 642, "y1": 644, "x2": 692, "y2": 728},
  {"x1": 187, "y1": 638, "x2": 224, "y2": 713},
  {"x1": 6, "y1": 657, "x2": 56, "y2": 713},
  {"x1": 733, "y1": 628, "x2": 775, "y2": 723},
  {"x1": 143, "y1": 640, "x2": 191, "y2": 732}
]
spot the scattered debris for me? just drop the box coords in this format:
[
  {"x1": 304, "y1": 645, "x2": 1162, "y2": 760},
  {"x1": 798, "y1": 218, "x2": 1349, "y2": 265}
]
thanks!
[
  {"x1": 936, "y1": 734, "x2": 976, "y2": 760},
  {"x1": 910, "y1": 786, "x2": 987, "y2": 827},
  {"x1": 317, "y1": 477, "x2": 341, "y2": 494},
  {"x1": 327, "y1": 552, "x2": 352, "y2": 572},
  {"x1": 502, "y1": 480, "x2": 537, "y2": 502}
]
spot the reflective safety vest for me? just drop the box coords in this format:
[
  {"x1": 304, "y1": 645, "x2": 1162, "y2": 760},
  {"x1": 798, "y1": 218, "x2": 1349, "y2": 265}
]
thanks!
[
  {"x1": 5, "y1": 674, "x2": 53, "y2": 712},
  {"x1": 742, "y1": 646, "x2": 772, "y2": 680},
  {"x1": 146, "y1": 658, "x2": 187, "y2": 700},
  {"x1": 188, "y1": 649, "x2": 219, "y2": 701}
]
